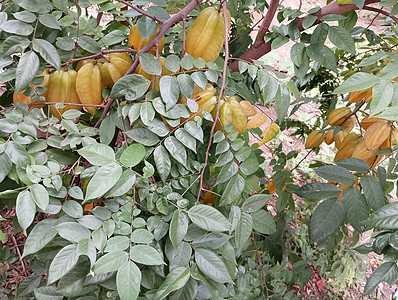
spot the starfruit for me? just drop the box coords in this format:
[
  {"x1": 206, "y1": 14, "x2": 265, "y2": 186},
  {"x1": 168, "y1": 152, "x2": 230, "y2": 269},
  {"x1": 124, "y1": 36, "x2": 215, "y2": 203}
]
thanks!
[
  {"x1": 76, "y1": 61, "x2": 105, "y2": 115},
  {"x1": 391, "y1": 128, "x2": 398, "y2": 147},
  {"x1": 214, "y1": 96, "x2": 247, "y2": 135},
  {"x1": 348, "y1": 89, "x2": 372, "y2": 103},
  {"x1": 305, "y1": 130, "x2": 325, "y2": 149},
  {"x1": 129, "y1": 24, "x2": 165, "y2": 55},
  {"x1": 75, "y1": 59, "x2": 93, "y2": 71},
  {"x1": 100, "y1": 53, "x2": 133, "y2": 87},
  {"x1": 13, "y1": 69, "x2": 50, "y2": 109},
  {"x1": 258, "y1": 122, "x2": 280, "y2": 146},
  {"x1": 240, "y1": 101, "x2": 257, "y2": 117},
  {"x1": 178, "y1": 83, "x2": 217, "y2": 117},
  {"x1": 203, "y1": 190, "x2": 217, "y2": 206},
  {"x1": 334, "y1": 133, "x2": 360, "y2": 162},
  {"x1": 334, "y1": 131, "x2": 347, "y2": 149},
  {"x1": 325, "y1": 129, "x2": 335, "y2": 145},
  {"x1": 185, "y1": 6, "x2": 231, "y2": 62},
  {"x1": 327, "y1": 107, "x2": 352, "y2": 126},
  {"x1": 360, "y1": 115, "x2": 385, "y2": 130},
  {"x1": 47, "y1": 68, "x2": 81, "y2": 120},
  {"x1": 136, "y1": 56, "x2": 173, "y2": 91},
  {"x1": 351, "y1": 139, "x2": 377, "y2": 167},
  {"x1": 363, "y1": 121, "x2": 391, "y2": 151},
  {"x1": 247, "y1": 113, "x2": 268, "y2": 130},
  {"x1": 341, "y1": 116, "x2": 355, "y2": 132}
]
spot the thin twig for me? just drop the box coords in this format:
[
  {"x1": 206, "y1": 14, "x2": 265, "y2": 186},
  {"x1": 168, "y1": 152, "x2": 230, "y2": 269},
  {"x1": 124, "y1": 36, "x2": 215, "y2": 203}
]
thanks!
[
  {"x1": 114, "y1": 0, "x2": 165, "y2": 23},
  {"x1": 292, "y1": 149, "x2": 314, "y2": 171},
  {"x1": 11, "y1": 236, "x2": 27, "y2": 276},
  {"x1": 196, "y1": 0, "x2": 229, "y2": 205},
  {"x1": 28, "y1": 101, "x2": 105, "y2": 108},
  {"x1": 251, "y1": 231, "x2": 269, "y2": 299},
  {"x1": 363, "y1": 5, "x2": 398, "y2": 23}
]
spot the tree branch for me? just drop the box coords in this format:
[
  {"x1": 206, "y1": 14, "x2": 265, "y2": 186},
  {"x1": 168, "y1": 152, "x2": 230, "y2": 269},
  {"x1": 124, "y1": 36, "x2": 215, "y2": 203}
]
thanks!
[
  {"x1": 229, "y1": 0, "x2": 382, "y2": 72},
  {"x1": 363, "y1": 5, "x2": 398, "y2": 23},
  {"x1": 114, "y1": 0, "x2": 165, "y2": 23}
]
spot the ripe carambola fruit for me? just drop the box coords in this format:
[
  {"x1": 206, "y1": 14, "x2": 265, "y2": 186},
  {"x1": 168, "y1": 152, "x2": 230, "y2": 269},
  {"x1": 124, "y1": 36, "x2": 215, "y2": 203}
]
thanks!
[
  {"x1": 325, "y1": 129, "x2": 334, "y2": 145},
  {"x1": 136, "y1": 56, "x2": 173, "y2": 91},
  {"x1": 217, "y1": 96, "x2": 247, "y2": 135},
  {"x1": 334, "y1": 133, "x2": 360, "y2": 162},
  {"x1": 100, "y1": 53, "x2": 133, "y2": 88},
  {"x1": 327, "y1": 107, "x2": 351, "y2": 126},
  {"x1": 129, "y1": 24, "x2": 165, "y2": 55},
  {"x1": 47, "y1": 68, "x2": 81, "y2": 120},
  {"x1": 246, "y1": 113, "x2": 268, "y2": 129},
  {"x1": 258, "y1": 122, "x2": 280, "y2": 146},
  {"x1": 305, "y1": 130, "x2": 325, "y2": 149},
  {"x1": 13, "y1": 69, "x2": 50, "y2": 109},
  {"x1": 240, "y1": 101, "x2": 257, "y2": 117},
  {"x1": 185, "y1": 6, "x2": 231, "y2": 62},
  {"x1": 76, "y1": 61, "x2": 105, "y2": 115},
  {"x1": 360, "y1": 115, "x2": 384, "y2": 130},
  {"x1": 351, "y1": 139, "x2": 380, "y2": 168},
  {"x1": 348, "y1": 89, "x2": 372, "y2": 104},
  {"x1": 363, "y1": 121, "x2": 391, "y2": 151}
]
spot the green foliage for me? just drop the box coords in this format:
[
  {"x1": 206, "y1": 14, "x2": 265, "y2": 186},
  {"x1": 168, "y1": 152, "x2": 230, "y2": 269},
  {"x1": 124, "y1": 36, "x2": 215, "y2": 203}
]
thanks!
[{"x1": 0, "y1": 0, "x2": 398, "y2": 298}]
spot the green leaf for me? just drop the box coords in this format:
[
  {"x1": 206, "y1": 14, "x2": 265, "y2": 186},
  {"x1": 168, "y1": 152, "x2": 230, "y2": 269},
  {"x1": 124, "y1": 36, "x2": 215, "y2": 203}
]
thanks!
[
  {"x1": 191, "y1": 72, "x2": 207, "y2": 90},
  {"x1": 271, "y1": 36, "x2": 289, "y2": 50},
  {"x1": 85, "y1": 163, "x2": 122, "y2": 201},
  {"x1": 328, "y1": 26, "x2": 355, "y2": 54},
  {"x1": 13, "y1": 11, "x2": 36, "y2": 23},
  {"x1": 153, "y1": 267, "x2": 191, "y2": 300},
  {"x1": 34, "y1": 286, "x2": 63, "y2": 300},
  {"x1": 175, "y1": 128, "x2": 196, "y2": 153},
  {"x1": 93, "y1": 251, "x2": 128, "y2": 274},
  {"x1": 295, "y1": 183, "x2": 341, "y2": 199},
  {"x1": 100, "y1": 29, "x2": 127, "y2": 46},
  {"x1": 126, "y1": 128, "x2": 159, "y2": 146},
  {"x1": 32, "y1": 39, "x2": 61, "y2": 70},
  {"x1": 195, "y1": 248, "x2": 233, "y2": 283},
  {"x1": 290, "y1": 43, "x2": 306, "y2": 67},
  {"x1": 365, "y1": 202, "x2": 398, "y2": 230},
  {"x1": 106, "y1": 169, "x2": 136, "y2": 197},
  {"x1": 315, "y1": 165, "x2": 356, "y2": 185},
  {"x1": 180, "y1": 54, "x2": 194, "y2": 70},
  {"x1": 0, "y1": 152, "x2": 12, "y2": 183},
  {"x1": 185, "y1": 121, "x2": 203, "y2": 143},
  {"x1": 137, "y1": 16, "x2": 156, "y2": 40},
  {"x1": 78, "y1": 143, "x2": 115, "y2": 166},
  {"x1": 364, "y1": 262, "x2": 398, "y2": 295},
  {"x1": 0, "y1": 20, "x2": 33, "y2": 35},
  {"x1": 17, "y1": 275, "x2": 41, "y2": 297},
  {"x1": 117, "y1": 261, "x2": 141, "y2": 300},
  {"x1": 343, "y1": 187, "x2": 369, "y2": 232},
  {"x1": 131, "y1": 229, "x2": 154, "y2": 243},
  {"x1": 360, "y1": 176, "x2": 385, "y2": 210},
  {"x1": 31, "y1": 184, "x2": 49, "y2": 211},
  {"x1": 188, "y1": 205, "x2": 231, "y2": 232},
  {"x1": 16, "y1": 190, "x2": 35, "y2": 230},
  {"x1": 160, "y1": 76, "x2": 180, "y2": 110},
  {"x1": 215, "y1": 162, "x2": 238, "y2": 185},
  {"x1": 310, "y1": 198, "x2": 345, "y2": 243},
  {"x1": 120, "y1": 144, "x2": 146, "y2": 167},
  {"x1": 104, "y1": 236, "x2": 130, "y2": 252},
  {"x1": 333, "y1": 72, "x2": 379, "y2": 94},
  {"x1": 154, "y1": 145, "x2": 171, "y2": 182},
  {"x1": 370, "y1": 80, "x2": 393, "y2": 116},
  {"x1": 378, "y1": 60, "x2": 398, "y2": 81},
  {"x1": 169, "y1": 210, "x2": 189, "y2": 248},
  {"x1": 15, "y1": 51, "x2": 39, "y2": 92},
  {"x1": 302, "y1": 15, "x2": 317, "y2": 29},
  {"x1": 262, "y1": 77, "x2": 279, "y2": 104},
  {"x1": 164, "y1": 136, "x2": 187, "y2": 165},
  {"x1": 310, "y1": 23, "x2": 329, "y2": 45},
  {"x1": 336, "y1": 158, "x2": 370, "y2": 173},
  {"x1": 377, "y1": 107, "x2": 398, "y2": 122},
  {"x1": 111, "y1": 74, "x2": 151, "y2": 101},
  {"x1": 169, "y1": 277, "x2": 198, "y2": 300},
  {"x1": 306, "y1": 44, "x2": 337, "y2": 71},
  {"x1": 55, "y1": 222, "x2": 91, "y2": 243},
  {"x1": 140, "y1": 101, "x2": 155, "y2": 126},
  {"x1": 251, "y1": 209, "x2": 276, "y2": 235},
  {"x1": 48, "y1": 244, "x2": 79, "y2": 284},
  {"x1": 165, "y1": 55, "x2": 181, "y2": 73},
  {"x1": 38, "y1": 14, "x2": 60, "y2": 30},
  {"x1": 192, "y1": 232, "x2": 230, "y2": 250},
  {"x1": 3, "y1": 36, "x2": 30, "y2": 56},
  {"x1": 77, "y1": 215, "x2": 102, "y2": 230},
  {"x1": 219, "y1": 174, "x2": 245, "y2": 206},
  {"x1": 130, "y1": 245, "x2": 165, "y2": 265},
  {"x1": 177, "y1": 74, "x2": 194, "y2": 98},
  {"x1": 22, "y1": 219, "x2": 57, "y2": 257},
  {"x1": 241, "y1": 194, "x2": 271, "y2": 213},
  {"x1": 139, "y1": 53, "x2": 162, "y2": 75},
  {"x1": 78, "y1": 35, "x2": 101, "y2": 53},
  {"x1": 234, "y1": 212, "x2": 253, "y2": 251}
]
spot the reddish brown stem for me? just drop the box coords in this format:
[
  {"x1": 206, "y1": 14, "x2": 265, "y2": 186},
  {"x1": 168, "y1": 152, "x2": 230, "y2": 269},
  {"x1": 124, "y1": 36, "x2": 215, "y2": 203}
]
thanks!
[
  {"x1": 363, "y1": 5, "x2": 398, "y2": 23},
  {"x1": 114, "y1": 0, "x2": 165, "y2": 23}
]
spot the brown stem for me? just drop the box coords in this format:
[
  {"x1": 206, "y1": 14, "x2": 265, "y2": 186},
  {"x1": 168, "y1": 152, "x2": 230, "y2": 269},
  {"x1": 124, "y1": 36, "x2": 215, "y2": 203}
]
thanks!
[
  {"x1": 28, "y1": 102, "x2": 105, "y2": 107},
  {"x1": 230, "y1": 0, "x2": 381, "y2": 72},
  {"x1": 114, "y1": 0, "x2": 165, "y2": 23},
  {"x1": 363, "y1": 5, "x2": 398, "y2": 23},
  {"x1": 251, "y1": 231, "x2": 269, "y2": 299},
  {"x1": 94, "y1": 98, "x2": 115, "y2": 128},
  {"x1": 196, "y1": 0, "x2": 229, "y2": 205}
]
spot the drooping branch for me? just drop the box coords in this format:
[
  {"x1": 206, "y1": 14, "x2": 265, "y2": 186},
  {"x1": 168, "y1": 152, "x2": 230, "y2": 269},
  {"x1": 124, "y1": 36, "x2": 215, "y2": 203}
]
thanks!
[
  {"x1": 363, "y1": 5, "x2": 398, "y2": 23},
  {"x1": 114, "y1": 0, "x2": 165, "y2": 23},
  {"x1": 229, "y1": 0, "x2": 382, "y2": 72}
]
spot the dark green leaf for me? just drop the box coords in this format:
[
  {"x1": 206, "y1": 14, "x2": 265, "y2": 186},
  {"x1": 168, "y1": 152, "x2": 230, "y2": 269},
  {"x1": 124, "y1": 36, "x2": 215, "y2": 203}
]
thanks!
[
  {"x1": 251, "y1": 209, "x2": 276, "y2": 235},
  {"x1": 153, "y1": 145, "x2": 171, "y2": 182},
  {"x1": 219, "y1": 174, "x2": 245, "y2": 206},
  {"x1": 93, "y1": 251, "x2": 128, "y2": 274},
  {"x1": 116, "y1": 261, "x2": 141, "y2": 300},
  {"x1": 126, "y1": 128, "x2": 159, "y2": 146},
  {"x1": 55, "y1": 222, "x2": 91, "y2": 243},
  {"x1": 366, "y1": 202, "x2": 398, "y2": 230},
  {"x1": 306, "y1": 44, "x2": 337, "y2": 71},
  {"x1": 85, "y1": 163, "x2": 122, "y2": 201},
  {"x1": 111, "y1": 74, "x2": 151, "y2": 101},
  {"x1": 328, "y1": 26, "x2": 355, "y2": 54},
  {"x1": 241, "y1": 194, "x2": 271, "y2": 213},
  {"x1": 192, "y1": 232, "x2": 230, "y2": 250},
  {"x1": 295, "y1": 183, "x2": 341, "y2": 199},
  {"x1": 139, "y1": 53, "x2": 162, "y2": 76},
  {"x1": 169, "y1": 210, "x2": 189, "y2": 247},
  {"x1": 22, "y1": 219, "x2": 57, "y2": 257},
  {"x1": 336, "y1": 158, "x2": 370, "y2": 173},
  {"x1": 164, "y1": 136, "x2": 187, "y2": 165},
  {"x1": 16, "y1": 190, "x2": 35, "y2": 230},
  {"x1": 120, "y1": 144, "x2": 146, "y2": 167},
  {"x1": 160, "y1": 76, "x2": 179, "y2": 110},
  {"x1": 15, "y1": 51, "x2": 39, "y2": 92},
  {"x1": 361, "y1": 176, "x2": 385, "y2": 210},
  {"x1": 333, "y1": 72, "x2": 379, "y2": 94},
  {"x1": 153, "y1": 267, "x2": 191, "y2": 300},
  {"x1": 78, "y1": 35, "x2": 101, "y2": 53},
  {"x1": 137, "y1": 17, "x2": 156, "y2": 40},
  {"x1": 77, "y1": 143, "x2": 115, "y2": 166},
  {"x1": 48, "y1": 244, "x2": 79, "y2": 284},
  {"x1": 364, "y1": 262, "x2": 398, "y2": 295},
  {"x1": 343, "y1": 187, "x2": 369, "y2": 232},
  {"x1": 188, "y1": 205, "x2": 231, "y2": 232},
  {"x1": 315, "y1": 165, "x2": 356, "y2": 185},
  {"x1": 130, "y1": 245, "x2": 165, "y2": 265},
  {"x1": 234, "y1": 212, "x2": 253, "y2": 251},
  {"x1": 106, "y1": 169, "x2": 136, "y2": 197},
  {"x1": 310, "y1": 198, "x2": 345, "y2": 243},
  {"x1": 195, "y1": 248, "x2": 233, "y2": 283}
]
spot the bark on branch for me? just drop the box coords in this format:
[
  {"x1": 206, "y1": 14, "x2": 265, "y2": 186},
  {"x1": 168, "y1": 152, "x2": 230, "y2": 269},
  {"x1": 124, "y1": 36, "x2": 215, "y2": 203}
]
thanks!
[{"x1": 229, "y1": 0, "x2": 382, "y2": 72}]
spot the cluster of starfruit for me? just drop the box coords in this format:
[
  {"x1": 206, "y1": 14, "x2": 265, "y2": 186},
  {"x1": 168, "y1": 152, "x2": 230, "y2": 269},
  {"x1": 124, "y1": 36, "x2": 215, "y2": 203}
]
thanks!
[
  {"x1": 305, "y1": 104, "x2": 397, "y2": 169},
  {"x1": 13, "y1": 53, "x2": 133, "y2": 119}
]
